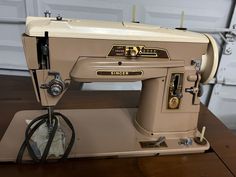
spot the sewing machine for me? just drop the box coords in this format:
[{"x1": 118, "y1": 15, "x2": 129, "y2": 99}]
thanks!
[{"x1": 0, "y1": 16, "x2": 218, "y2": 162}]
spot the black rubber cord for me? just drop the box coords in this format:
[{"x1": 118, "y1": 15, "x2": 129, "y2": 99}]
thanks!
[{"x1": 16, "y1": 112, "x2": 75, "y2": 164}]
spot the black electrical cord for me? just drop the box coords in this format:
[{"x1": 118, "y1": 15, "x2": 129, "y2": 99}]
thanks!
[{"x1": 16, "y1": 112, "x2": 75, "y2": 163}]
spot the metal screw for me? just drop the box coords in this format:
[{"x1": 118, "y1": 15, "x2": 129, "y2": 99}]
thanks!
[
  {"x1": 225, "y1": 46, "x2": 232, "y2": 55},
  {"x1": 179, "y1": 138, "x2": 192, "y2": 146}
]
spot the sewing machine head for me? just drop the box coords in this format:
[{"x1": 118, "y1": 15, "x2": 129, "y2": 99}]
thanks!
[
  {"x1": 0, "y1": 16, "x2": 221, "y2": 163},
  {"x1": 22, "y1": 16, "x2": 218, "y2": 138}
]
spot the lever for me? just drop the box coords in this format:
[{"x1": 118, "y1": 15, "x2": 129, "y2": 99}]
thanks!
[
  {"x1": 185, "y1": 87, "x2": 198, "y2": 94},
  {"x1": 185, "y1": 73, "x2": 201, "y2": 105}
]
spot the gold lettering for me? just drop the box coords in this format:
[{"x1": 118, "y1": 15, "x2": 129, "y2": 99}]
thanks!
[{"x1": 97, "y1": 70, "x2": 143, "y2": 76}]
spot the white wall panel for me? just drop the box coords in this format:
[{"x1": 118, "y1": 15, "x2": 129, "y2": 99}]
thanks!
[
  {"x1": 0, "y1": 0, "x2": 26, "y2": 18},
  {"x1": 82, "y1": 82, "x2": 141, "y2": 91},
  {"x1": 0, "y1": 45, "x2": 25, "y2": 70},
  {"x1": 200, "y1": 85, "x2": 213, "y2": 106},
  {"x1": 0, "y1": 0, "x2": 26, "y2": 70},
  {"x1": 208, "y1": 84, "x2": 236, "y2": 129},
  {"x1": 217, "y1": 55, "x2": 236, "y2": 85},
  {"x1": 140, "y1": 0, "x2": 233, "y2": 28},
  {"x1": 215, "y1": 7, "x2": 236, "y2": 85},
  {"x1": 31, "y1": 0, "x2": 135, "y2": 21},
  {"x1": 207, "y1": 4, "x2": 236, "y2": 127}
]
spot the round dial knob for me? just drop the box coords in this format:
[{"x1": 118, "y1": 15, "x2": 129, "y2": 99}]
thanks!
[
  {"x1": 40, "y1": 72, "x2": 66, "y2": 97},
  {"x1": 129, "y1": 49, "x2": 138, "y2": 57},
  {"x1": 48, "y1": 83, "x2": 63, "y2": 96},
  {"x1": 126, "y1": 47, "x2": 139, "y2": 57},
  {"x1": 47, "y1": 78, "x2": 65, "y2": 96}
]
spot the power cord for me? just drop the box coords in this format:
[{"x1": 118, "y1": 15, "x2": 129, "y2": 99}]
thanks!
[{"x1": 16, "y1": 110, "x2": 75, "y2": 163}]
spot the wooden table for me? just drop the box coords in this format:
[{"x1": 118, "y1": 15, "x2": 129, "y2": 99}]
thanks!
[{"x1": 0, "y1": 75, "x2": 236, "y2": 177}]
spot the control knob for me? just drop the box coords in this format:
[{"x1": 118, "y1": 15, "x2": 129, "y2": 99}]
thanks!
[{"x1": 40, "y1": 72, "x2": 65, "y2": 96}]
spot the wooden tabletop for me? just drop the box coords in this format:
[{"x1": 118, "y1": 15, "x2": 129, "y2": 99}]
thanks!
[{"x1": 0, "y1": 75, "x2": 236, "y2": 177}]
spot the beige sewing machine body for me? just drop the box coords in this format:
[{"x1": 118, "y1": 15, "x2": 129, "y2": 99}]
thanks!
[{"x1": 0, "y1": 16, "x2": 218, "y2": 161}]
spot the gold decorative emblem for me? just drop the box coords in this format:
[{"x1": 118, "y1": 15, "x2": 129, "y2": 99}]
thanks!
[{"x1": 168, "y1": 97, "x2": 180, "y2": 109}]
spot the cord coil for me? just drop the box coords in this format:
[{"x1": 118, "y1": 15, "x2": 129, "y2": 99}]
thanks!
[{"x1": 17, "y1": 111, "x2": 75, "y2": 163}]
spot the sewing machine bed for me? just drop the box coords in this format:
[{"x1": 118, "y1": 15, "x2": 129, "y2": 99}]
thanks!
[{"x1": 0, "y1": 108, "x2": 209, "y2": 161}]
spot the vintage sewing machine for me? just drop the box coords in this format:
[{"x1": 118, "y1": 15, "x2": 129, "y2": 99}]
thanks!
[{"x1": 0, "y1": 16, "x2": 218, "y2": 162}]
